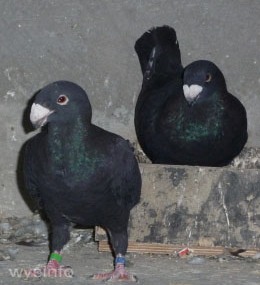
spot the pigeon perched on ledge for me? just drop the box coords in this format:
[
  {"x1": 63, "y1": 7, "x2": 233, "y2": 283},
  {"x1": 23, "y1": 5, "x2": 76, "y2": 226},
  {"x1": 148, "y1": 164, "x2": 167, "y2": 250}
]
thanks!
[
  {"x1": 22, "y1": 81, "x2": 141, "y2": 281},
  {"x1": 134, "y1": 25, "x2": 247, "y2": 166}
]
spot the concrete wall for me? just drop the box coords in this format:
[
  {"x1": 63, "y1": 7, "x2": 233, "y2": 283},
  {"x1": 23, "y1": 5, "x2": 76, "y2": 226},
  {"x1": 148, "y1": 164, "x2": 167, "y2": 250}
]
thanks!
[
  {"x1": 131, "y1": 164, "x2": 260, "y2": 248},
  {"x1": 0, "y1": 0, "x2": 259, "y2": 217}
]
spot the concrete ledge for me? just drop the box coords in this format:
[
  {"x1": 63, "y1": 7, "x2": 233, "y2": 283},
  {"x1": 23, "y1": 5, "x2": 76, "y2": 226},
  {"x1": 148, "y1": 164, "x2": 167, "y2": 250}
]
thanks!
[{"x1": 125, "y1": 163, "x2": 260, "y2": 248}]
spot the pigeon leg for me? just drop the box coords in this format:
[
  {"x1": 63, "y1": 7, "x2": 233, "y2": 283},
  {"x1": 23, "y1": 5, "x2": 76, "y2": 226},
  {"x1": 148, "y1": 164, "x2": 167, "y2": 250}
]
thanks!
[
  {"x1": 23, "y1": 222, "x2": 72, "y2": 278},
  {"x1": 92, "y1": 229, "x2": 137, "y2": 282}
]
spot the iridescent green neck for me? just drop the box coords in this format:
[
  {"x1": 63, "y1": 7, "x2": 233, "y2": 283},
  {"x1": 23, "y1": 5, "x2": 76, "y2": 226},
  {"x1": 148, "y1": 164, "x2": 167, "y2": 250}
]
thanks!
[
  {"x1": 47, "y1": 118, "x2": 97, "y2": 181},
  {"x1": 172, "y1": 92, "x2": 225, "y2": 142}
]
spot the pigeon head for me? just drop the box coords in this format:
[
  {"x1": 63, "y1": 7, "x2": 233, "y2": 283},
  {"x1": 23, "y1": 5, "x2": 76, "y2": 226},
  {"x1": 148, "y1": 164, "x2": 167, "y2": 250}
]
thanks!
[
  {"x1": 183, "y1": 60, "x2": 227, "y2": 106},
  {"x1": 30, "y1": 81, "x2": 92, "y2": 128}
]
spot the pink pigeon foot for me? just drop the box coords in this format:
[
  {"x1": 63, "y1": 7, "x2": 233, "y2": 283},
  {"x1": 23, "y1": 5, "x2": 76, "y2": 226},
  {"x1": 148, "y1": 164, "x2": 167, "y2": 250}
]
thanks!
[
  {"x1": 23, "y1": 259, "x2": 73, "y2": 279},
  {"x1": 92, "y1": 263, "x2": 137, "y2": 282}
]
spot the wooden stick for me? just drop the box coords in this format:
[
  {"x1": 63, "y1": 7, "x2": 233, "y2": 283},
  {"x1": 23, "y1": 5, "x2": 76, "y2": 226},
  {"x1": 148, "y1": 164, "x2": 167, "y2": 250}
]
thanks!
[{"x1": 98, "y1": 240, "x2": 259, "y2": 257}]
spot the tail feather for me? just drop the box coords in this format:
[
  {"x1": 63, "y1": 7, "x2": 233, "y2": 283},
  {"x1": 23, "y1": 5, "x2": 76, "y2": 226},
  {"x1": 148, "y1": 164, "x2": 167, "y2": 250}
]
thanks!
[{"x1": 135, "y1": 25, "x2": 182, "y2": 76}]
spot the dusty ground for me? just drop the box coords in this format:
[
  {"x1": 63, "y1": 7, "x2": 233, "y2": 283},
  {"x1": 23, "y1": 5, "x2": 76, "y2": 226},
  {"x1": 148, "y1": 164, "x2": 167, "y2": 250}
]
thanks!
[{"x1": 0, "y1": 241, "x2": 260, "y2": 285}]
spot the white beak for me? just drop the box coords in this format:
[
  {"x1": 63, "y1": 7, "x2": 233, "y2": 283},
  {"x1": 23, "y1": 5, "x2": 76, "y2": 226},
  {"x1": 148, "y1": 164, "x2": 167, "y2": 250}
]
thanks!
[
  {"x1": 30, "y1": 103, "x2": 54, "y2": 128},
  {"x1": 183, "y1": 84, "x2": 203, "y2": 104}
]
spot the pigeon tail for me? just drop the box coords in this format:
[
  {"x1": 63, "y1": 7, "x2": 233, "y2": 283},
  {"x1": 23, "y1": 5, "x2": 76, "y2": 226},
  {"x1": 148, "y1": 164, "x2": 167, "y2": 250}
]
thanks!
[{"x1": 135, "y1": 25, "x2": 182, "y2": 77}]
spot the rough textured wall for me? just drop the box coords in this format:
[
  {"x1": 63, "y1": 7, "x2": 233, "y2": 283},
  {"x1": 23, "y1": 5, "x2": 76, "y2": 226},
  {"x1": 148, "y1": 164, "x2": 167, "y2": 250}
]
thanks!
[
  {"x1": 129, "y1": 164, "x2": 260, "y2": 248},
  {"x1": 0, "y1": 0, "x2": 259, "y2": 216}
]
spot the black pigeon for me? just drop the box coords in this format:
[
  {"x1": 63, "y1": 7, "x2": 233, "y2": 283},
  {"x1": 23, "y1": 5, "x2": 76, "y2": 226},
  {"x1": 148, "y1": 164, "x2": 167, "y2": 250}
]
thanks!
[
  {"x1": 134, "y1": 26, "x2": 247, "y2": 166},
  {"x1": 23, "y1": 81, "x2": 141, "y2": 281}
]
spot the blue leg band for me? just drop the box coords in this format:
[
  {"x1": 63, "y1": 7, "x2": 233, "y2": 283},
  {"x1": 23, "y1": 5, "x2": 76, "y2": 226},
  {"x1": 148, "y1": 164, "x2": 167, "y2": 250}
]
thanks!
[{"x1": 115, "y1": 256, "x2": 125, "y2": 265}]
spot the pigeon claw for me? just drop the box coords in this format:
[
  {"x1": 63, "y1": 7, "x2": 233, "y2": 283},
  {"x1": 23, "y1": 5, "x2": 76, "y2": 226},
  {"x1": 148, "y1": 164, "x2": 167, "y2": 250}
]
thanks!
[
  {"x1": 92, "y1": 265, "x2": 137, "y2": 282},
  {"x1": 22, "y1": 260, "x2": 73, "y2": 279}
]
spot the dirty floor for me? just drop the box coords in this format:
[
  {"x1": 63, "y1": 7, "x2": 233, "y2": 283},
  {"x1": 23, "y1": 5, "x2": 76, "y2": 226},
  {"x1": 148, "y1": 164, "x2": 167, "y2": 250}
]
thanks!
[{"x1": 0, "y1": 241, "x2": 260, "y2": 285}]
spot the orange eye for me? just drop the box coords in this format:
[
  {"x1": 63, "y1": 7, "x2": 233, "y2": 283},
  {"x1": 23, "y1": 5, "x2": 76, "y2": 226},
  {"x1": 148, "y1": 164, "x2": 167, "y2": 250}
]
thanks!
[
  {"x1": 57, "y1": 95, "x2": 69, "y2": 105},
  {"x1": 205, "y1": 73, "x2": 212, "y2": 82}
]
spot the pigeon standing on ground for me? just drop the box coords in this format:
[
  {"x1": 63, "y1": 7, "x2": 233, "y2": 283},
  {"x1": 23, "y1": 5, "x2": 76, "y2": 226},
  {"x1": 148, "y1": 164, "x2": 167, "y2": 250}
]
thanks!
[
  {"x1": 22, "y1": 81, "x2": 141, "y2": 281},
  {"x1": 134, "y1": 26, "x2": 247, "y2": 166}
]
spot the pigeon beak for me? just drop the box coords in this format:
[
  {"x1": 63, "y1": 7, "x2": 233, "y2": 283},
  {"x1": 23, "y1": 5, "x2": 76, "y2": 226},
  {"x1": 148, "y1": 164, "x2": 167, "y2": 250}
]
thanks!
[
  {"x1": 30, "y1": 103, "x2": 54, "y2": 128},
  {"x1": 183, "y1": 84, "x2": 203, "y2": 105}
]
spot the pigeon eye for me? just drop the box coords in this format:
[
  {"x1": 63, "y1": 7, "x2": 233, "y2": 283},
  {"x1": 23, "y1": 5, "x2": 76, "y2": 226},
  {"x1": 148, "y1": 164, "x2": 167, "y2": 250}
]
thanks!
[
  {"x1": 205, "y1": 73, "x2": 212, "y2": 82},
  {"x1": 57, "y1": 95, "x2": 69, "y2": 105}
]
